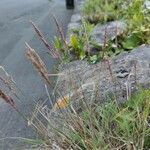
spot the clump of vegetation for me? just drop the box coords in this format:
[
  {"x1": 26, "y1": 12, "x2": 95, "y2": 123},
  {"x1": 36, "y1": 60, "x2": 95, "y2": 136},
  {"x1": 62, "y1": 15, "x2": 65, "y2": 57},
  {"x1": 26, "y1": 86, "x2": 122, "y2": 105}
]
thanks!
[
  {"x1": 57, "y1": 0, "x2": 150, "y2": 62},
  {"x1": 53, "y1": 20, "x2": 95, "y2": 62},
  {"x1": 52, "y1": 0, "x2": 150, "y2": 63},
  {"x1": 122, "y1": 0, "x2": 150, "y2": 48},
  {"x1": 49, "y1": 90, "x2": 150, "y2": 149},
  {"x1": 1, "y1": 62, "x2": 150, "y2": 149},
  {"x1": 97, "y1": 0, "x2": 150, "y2": 57},
  {"x1": 82, "y1": 0, "x2": 127, "y2": 24},
  {"x1": 1, "y1": 1, "x2": 150, "y2": 149}
]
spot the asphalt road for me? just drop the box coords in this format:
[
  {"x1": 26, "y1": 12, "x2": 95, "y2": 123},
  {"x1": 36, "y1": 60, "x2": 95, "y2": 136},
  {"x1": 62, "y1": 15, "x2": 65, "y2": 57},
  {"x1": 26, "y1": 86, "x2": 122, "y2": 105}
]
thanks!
[{"x1": 0, "y1": 0, "x2": 73, "y2": 149}]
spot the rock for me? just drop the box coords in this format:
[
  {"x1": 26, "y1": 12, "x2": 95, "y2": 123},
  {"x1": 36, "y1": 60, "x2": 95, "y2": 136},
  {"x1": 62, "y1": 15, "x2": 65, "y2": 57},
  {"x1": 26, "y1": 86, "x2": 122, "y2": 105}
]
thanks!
[
  {"x1": 67, "y1": 22, "x2": 81, "y2": 31},
  {"x1": 48, "y1": 45, "x2": 150, "y2": 147},
  {"x1": 54, "y1": 45, "x2": 150, "y2": 106},
  {"x1": 70, "y1": 14, "x2": 82, "y2": 23},
  {"x1": 91, "y1": 21, "x2": 127, "y2": 46}
]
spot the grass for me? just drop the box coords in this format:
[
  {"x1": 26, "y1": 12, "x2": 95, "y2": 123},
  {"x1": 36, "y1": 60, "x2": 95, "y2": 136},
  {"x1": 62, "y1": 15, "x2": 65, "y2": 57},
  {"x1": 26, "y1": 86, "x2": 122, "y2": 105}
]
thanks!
[
  {"x1": 0, "y1": 0, "x2": 150, "y2": 149},
  {"x1": 34, "y1": 89, "x2": 149, "y2": 150},
  {"x1": 60, "y1": 90, "x2": 150, "y2": 149},
  {"x1": 82, "y1": 0, "x2": 124, "y2": 24},
  {"x1": 1, "y1": 61, "x2": 150, "y2": 149},
  {"x1": 83, "y1": 0, "x2": 150, "y2": 46}
]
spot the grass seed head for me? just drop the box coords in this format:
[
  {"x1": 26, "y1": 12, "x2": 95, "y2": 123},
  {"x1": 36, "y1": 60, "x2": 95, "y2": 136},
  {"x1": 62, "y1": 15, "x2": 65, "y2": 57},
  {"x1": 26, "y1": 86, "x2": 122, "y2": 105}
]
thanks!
[
  {"x1": 26, "y1": 43, "x2": 51, "y2": 85},
  {"x1": 0, "y1": 89, "x2": 15, "y2": 108}
]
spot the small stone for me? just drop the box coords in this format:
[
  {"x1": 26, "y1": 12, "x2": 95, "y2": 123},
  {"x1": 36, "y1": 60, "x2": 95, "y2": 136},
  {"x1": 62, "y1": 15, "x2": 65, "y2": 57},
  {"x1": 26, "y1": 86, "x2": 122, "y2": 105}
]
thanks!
[
  {"x1": 91, "y1": 21, "x2": 127, "y2": 46},
  {"x1": 67, "y1": 22, "x2": 81, "y2": 31},
  {"x1": 71, "y1": 14, "x2": 82, "y2": 23}
]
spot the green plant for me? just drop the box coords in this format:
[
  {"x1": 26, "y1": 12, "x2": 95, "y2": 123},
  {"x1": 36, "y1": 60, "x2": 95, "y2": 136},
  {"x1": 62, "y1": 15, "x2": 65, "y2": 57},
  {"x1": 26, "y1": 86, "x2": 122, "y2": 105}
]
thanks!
[
  {"x1": 125, "y1": 0, "x2": 144, "y2": 29},
  {"x1": 81, "y1": 0, "x2": 150, "y2": 59},
  {"x1": 52, "y1": 90, "x2": 150, "y2": 149},
  {"x1": 123, "y1": 0, "x2": 150, "y2": 46},
  {"x1": 82, "y1": 0, "x2": 126, "y2": 24},
  {"x1": 69, "y1": 34, "x2": 86, "y2": 60},
  {"x1": 1, "y1": 59, "x2": 150, "y2": 149},
  {"x1": 51, "y1": 0, "x2": 150, "y2": 62},
  {"x1": 53, "y1": 20, "x2": 94, "y2": 61},
  {"x1": 53, "y1": 36, "x2": 63, "y2": 51},
  {"x1": 1, "y1": 2, "x2": 150, "y2": 149},
  {"x1": 69, "y1": 20, "x2": 94, "y2": 59}
]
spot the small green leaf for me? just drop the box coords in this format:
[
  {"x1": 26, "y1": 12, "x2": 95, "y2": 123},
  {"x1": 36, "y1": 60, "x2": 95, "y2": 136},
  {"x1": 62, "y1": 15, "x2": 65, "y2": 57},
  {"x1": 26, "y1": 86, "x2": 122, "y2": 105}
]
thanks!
[
  {"x1": 70, "y1": 34, "x2": 78, "y2": 50},
  {"x1": 90, "y1": 55, "x2": 98, "y2": 63},
  {"x1": 122, "y1": 34, "x2": 141, "y2": 50},
  {"x1": 79, "y1": 51, "x2": 86, "y2": 60},
  {"x1": 53, "y1": 36, "x2": 62, "y2": 50}
]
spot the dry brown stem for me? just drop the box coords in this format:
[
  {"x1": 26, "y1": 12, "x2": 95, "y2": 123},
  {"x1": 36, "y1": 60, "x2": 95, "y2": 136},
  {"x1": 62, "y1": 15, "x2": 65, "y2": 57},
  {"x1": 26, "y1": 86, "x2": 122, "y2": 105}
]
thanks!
[
  {"x1": 26, "y1": 43, "x2": 51, "y2": 85},
  {"x1": 0, "y1": 89, "x2": 15, "y2": 108},
  {"x1": 30, "y1": 21, "x2": 60, "y2": 59}
]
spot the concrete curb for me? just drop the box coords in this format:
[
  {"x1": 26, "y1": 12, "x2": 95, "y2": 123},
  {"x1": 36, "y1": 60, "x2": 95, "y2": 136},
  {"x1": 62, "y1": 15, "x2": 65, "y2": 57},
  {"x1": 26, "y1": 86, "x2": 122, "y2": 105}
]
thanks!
[{"x1": 66, "y1": 0, "x2": 85, "y2": 42}]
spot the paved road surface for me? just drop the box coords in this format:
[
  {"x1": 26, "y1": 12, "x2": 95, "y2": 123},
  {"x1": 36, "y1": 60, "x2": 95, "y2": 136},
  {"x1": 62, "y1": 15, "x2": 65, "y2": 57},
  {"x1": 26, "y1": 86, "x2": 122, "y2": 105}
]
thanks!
[{"x1": 0, "y1": 0, "x2": 73, "y2": 149}]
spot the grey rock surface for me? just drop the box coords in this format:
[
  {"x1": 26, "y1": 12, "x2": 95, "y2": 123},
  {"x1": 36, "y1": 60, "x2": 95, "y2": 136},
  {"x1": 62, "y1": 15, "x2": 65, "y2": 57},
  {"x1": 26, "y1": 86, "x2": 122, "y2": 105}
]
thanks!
[
  {"x1": 54, "y1": 45, "x2": 150, "y2": 106},
  {"x1": 47, "y1": 45, "x2": 150, "y2": 149},
  {"x1": 70, "y1": 13, "x2": 82, "y2": 23},
  {"x1": 67, "y1": 22, "x2": 81, "y2": 31},
  {"x1": 91, "y1": 21, "x2": 127, "y2": 46}
]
